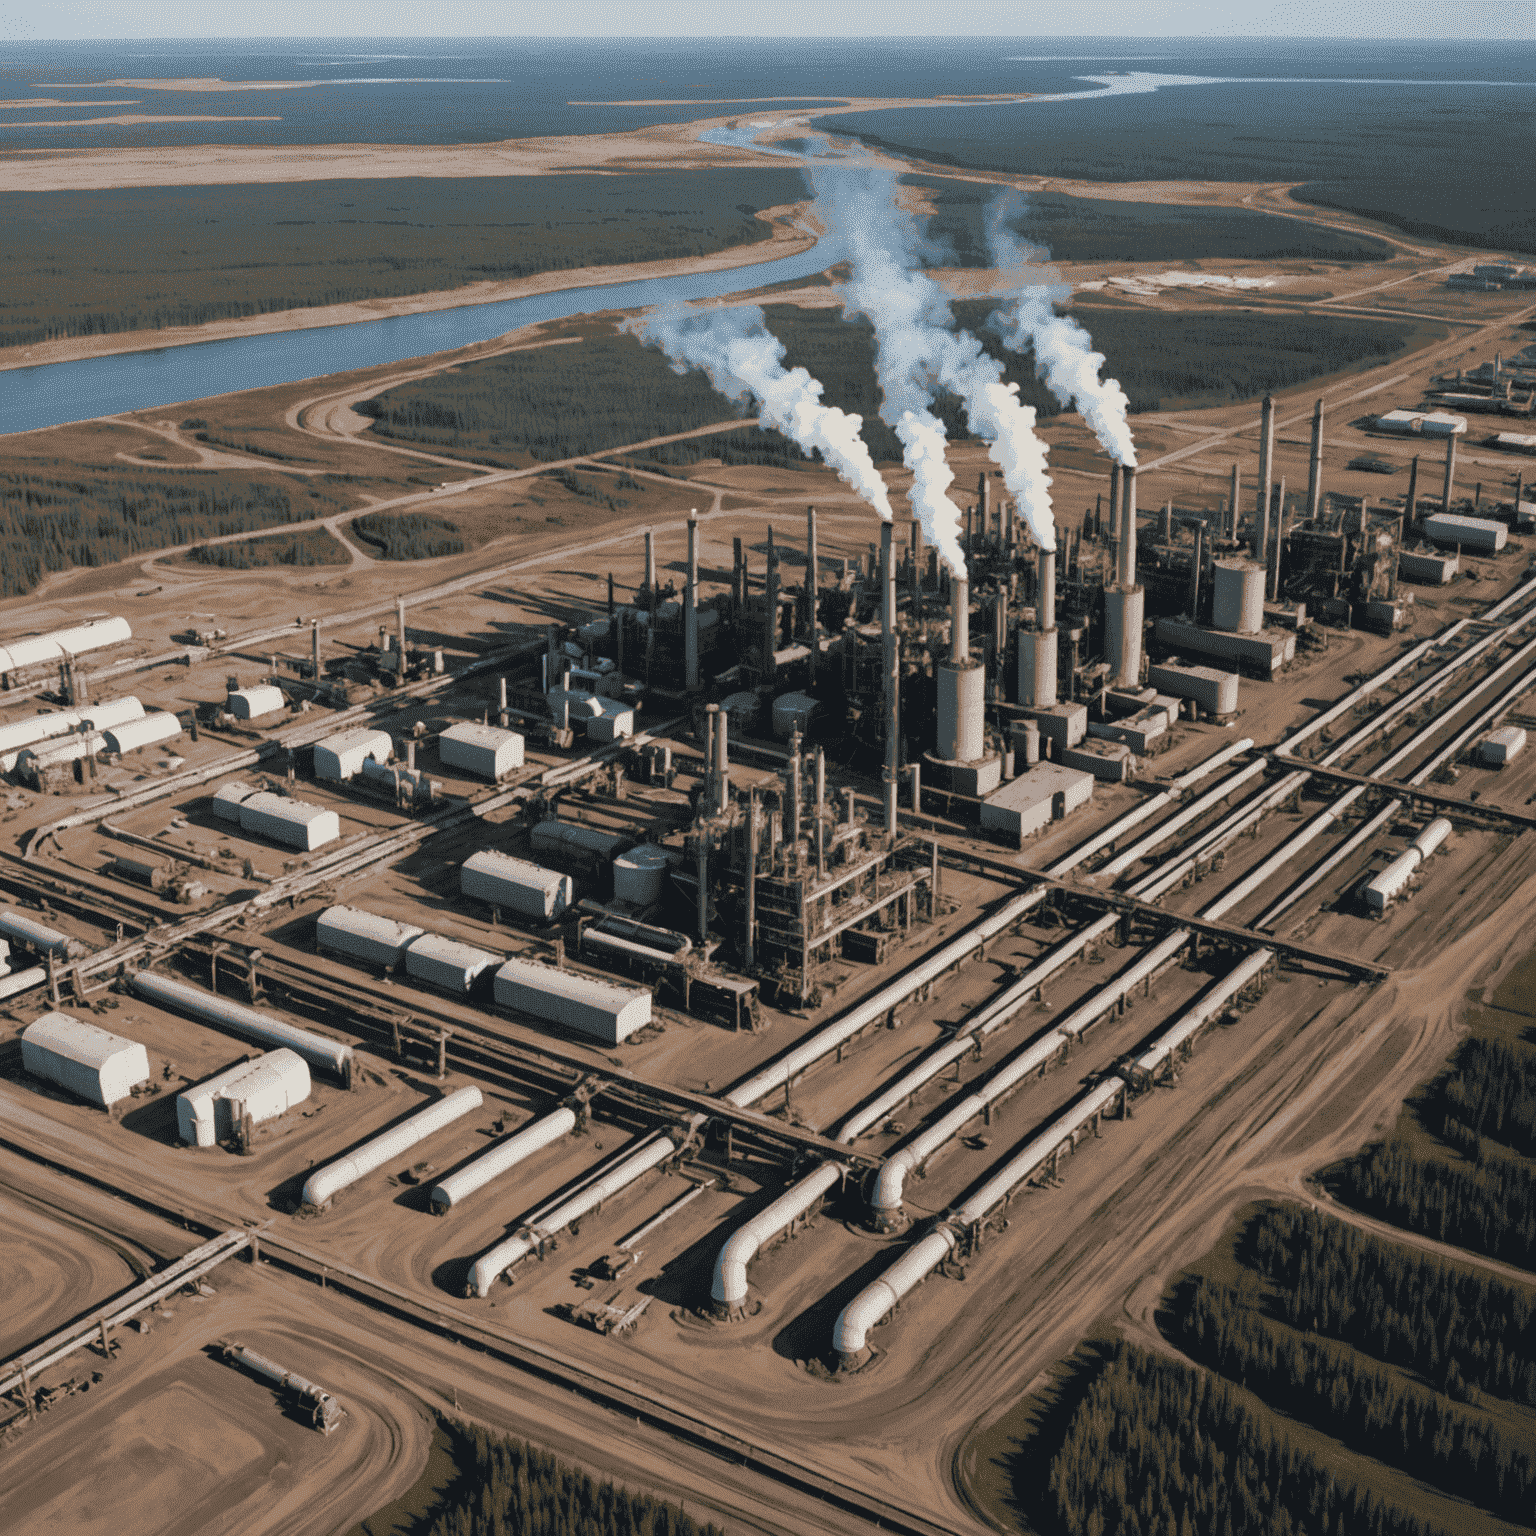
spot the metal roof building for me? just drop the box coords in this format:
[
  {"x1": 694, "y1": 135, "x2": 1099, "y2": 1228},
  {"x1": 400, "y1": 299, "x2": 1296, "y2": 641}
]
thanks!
[
  {"x1": 1423, "y1": 512, "x2": 1507, "y2": 554},
  {"x1": 493, "y1": 957, "x2": 651, "y2": 1044},
  {"x1": 104, "y1": 712, "x2": 182, "y2": 756},
  {"x1": 530, "y1": 819, "x2": 632, "y2": 864},
  {"x1": 21, "y1": 1011, "x2": 150, "y2": 1107},
  {"x1": 313, "y1": 727, "x2": 392, "y2": 783},
  {"x1": 316, "y1": 905, "x2": 424, "y2": 969},
  {"x1": 227, "y1": 685, "x2": 286, "y2": 721},
  {"x1": 176, "y1": 1048, "x2": 311, "y2": 1147},
  {"x1": 439, "y1": 721, "x2": 524, "y2": 780},
  {"x1": 237, "y1": 791, "x2": 340, "y2": 851},
  {"x1": 212, "y1": 780, "x2": 257, "y2": 822},
  {"x1": 403, "y1": 932, "x2": 499, "y2": 994},
  {"x1": 461, "y1": 850, "x2": 573, "y2": 921}
]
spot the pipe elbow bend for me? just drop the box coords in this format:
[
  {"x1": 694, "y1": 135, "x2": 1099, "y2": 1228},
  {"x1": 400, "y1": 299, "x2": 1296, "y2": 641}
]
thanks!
[
  {"x1": 710, "y1": 1229, "x2": 762, "y2": 1309},
  {"x1": 871, "y1": 1158, "x2": 911, "y2": 1224},
  {"x1": 833, "y1": 1280, "x2": 898, "y2": 1357}
]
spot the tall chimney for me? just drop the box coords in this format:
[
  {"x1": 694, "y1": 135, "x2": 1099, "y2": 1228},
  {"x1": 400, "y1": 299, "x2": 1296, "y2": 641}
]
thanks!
[
  {"x1": 1190, "y1": 523, "x2": 1205, "y2": 615},
  {"x1": 643, "y1": 527, "x2": 656, "y2": 600},
  {"x1": 704, "y1": 704, "x2": 717, "y2": 805},
  {"x1": 1039, "y1": 546, "x2": 1056, "y2": 631},
  {"x1": 1257, "y1": 393, "x2": 1275, "y2": 566},
  {"x1": 1228, "y1": 463, "x2": 1241, "y2": 541},
  {"x1": 1118, "y1": 465, "x2": 1138, "y2": 588},
  {"x1": 1306, "y1": 398, "x2": 1325, "y2": 521},
  {"x1": 910, "y1": 519, "x2": 922, "y2": 598},
  {"x1": 715, "y1": 704, "x2": 730, "y2": 812},
  {"x1": 1269, "y1": 478, "x2": 1285, "y2": 600},
  {"x1": 1106, "y1": 465, "x2": 1144, "y2": 689},
  {"x1": 805, "y1": 503, "x2": 819, "y2": 683},
  {"x1": 1442, "y1": 432, "x2": 1458, "y2": 510},
  {"x1": 1108, "y1": 463, "x2": 1122, "y2": 544},
  {"x1": 764, "y1": 533, "x2": 780, "y2": 670},
  {"x1": 881, "y1": 521, "x2": 900, "y2": 841},
  {"x1": 310, "y1": 621, "x2": 320, "y2": 681},
  {"x1": 685, "y1": 511, "x2": 700, "y2": 690},
  {"x1": 1018, "y1": 544, "x2": 1058, "y2": 709},
  {"x1": 978, "y1": 473, "x2": 990, "y2": 546},
  {"x1": 950, "y1": 577, "x2": 969, "y2": 663},
  {"x1": 1405, "y1": 455, "x2": 1420, "y2": 523},
  {"x1": 396, "y1": 596, "x2": 407, "y2": 658}
]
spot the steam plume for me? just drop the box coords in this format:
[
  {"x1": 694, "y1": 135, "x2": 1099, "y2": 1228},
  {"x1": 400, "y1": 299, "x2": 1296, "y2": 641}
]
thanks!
[
  {"x1": 626, "y1": 303, "x2": 894, "y2": 521},
  {"x1": 817, "y1": 162, "x2": 1056, "y2": 564},
  {"x1": 985, "y1": 193, "x2": 1137, "y2": 468}
]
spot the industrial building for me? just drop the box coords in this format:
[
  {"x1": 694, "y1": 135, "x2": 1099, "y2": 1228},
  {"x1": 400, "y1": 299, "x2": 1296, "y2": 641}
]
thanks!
[
  {"x1": 438, "y1": 720, "x2": 525, "y2": 780},
  {"x1": 177, "y1": 1049, "x2": 311, "y2": 1148},
  {"x1": 20, "y1": 1012, "x2": 150, "y2": 1108}
]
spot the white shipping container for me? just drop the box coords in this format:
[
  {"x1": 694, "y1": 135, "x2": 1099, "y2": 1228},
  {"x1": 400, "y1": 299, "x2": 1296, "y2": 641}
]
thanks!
[
  {"x1": 1365, "y1": 848, "x2": 1422, "y2": 911},
  {"x1": 493, "y1": 958, "x2": 651, "y2": 1044},
  {"x1": 403, "y1": 931, "x2": 499, "y2": 993},
  {"x1": 1423, "y1": 512, "x2": 1507, "y2": 554},
  {"x1": 438, "y1": 721, "x2": 524, "y2": 780},
  {"x1": 21, "y1": 1011, "x2": 149, "y2": 1107},
  {"x1": 316, "y1": 904, "x2": 424, "y2": 968},
  {"x1": 313, "y1": 727, "x2": 392, "y2": 782},
  {"x1": 237, "y1": 791, "x2": 340, "y2": 851},
  {"x1": 104, "y1": 711, "x2": 182, "y2": 756},
  {"x1": 461, "y1": 850, "x2": 572, "y2": 921},
  {"x1": 1481, "y1": 726, "x2": 1527, "y2": 766},
  {"x1": 227, "y1": 685, "x2": 286, "y2": 721},
  {"x1": 176, "y1": 1048, "x2": 311, "y2": 1147}
]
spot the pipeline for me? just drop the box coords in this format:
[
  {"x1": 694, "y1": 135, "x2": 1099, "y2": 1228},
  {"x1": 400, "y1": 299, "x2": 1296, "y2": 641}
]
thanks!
[
  {"x1": 710, "y1": 1161, "x2": 844, "y2": 1317},
  {"x1": 429, "y1": 1106, "x2": 578, "y2": 1213}
]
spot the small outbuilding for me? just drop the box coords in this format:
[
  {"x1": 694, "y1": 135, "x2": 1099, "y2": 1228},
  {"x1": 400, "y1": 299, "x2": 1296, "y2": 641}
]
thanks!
[
  {"x1": 313, "y1": 727, "x2": 392, "y2": 783},
  {"x1": 403, "y1": 932, "x2": 500, "y2": 994},
  {"x1": 438, "y1": 721, "x2": 524, "y2": 780},
  {"x1": 21, "y1": 1011, "x2": 150, "y2": 1107},
  {"x1": 227, "y1": 685, "x2": 286, "y2": 722},
  {"x1": 316, "y1": 905, "x2": 424, "y2": 968},
  {"x1": 238, "y1": 791, "x2": 340, "y2": 852},
  {"x1": 492, "y1": 957, "x2": 651, "y2": 1044},
  {"x1": 1481, "y1": 726, "x2": 1527, "y2": 767},
  {"x1": 104, "y1": 711, "x2": 183, "y2": 756},
  {"x1": 176, "y1": 1048, "x2": 311, "y2": 1147},
  {"x1": 461, "y1": 850, "x2": 573, "y2": 921}
]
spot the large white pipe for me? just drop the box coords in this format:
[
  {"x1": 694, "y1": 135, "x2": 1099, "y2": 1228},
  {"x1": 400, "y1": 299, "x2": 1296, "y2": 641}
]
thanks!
[
  {"x1": 1132, "y1": 948, "x2": 1271, "y2": 1076},
  {"x1": 302, "y1": 1086, "x2": 482, "y2": 1208},
  {"x1": 1095, "y1": 760, "x2": 1268, "y2": 880},
  {"x1": 131, "y1": 971, "x2": 354, "y2": 1080},
  {"x1": 429, "y1": 1106, "x2": 578, "y2": 1213},
  {"x1": 469, "y1": 1133, "x2": 676, "y2": 1296},
  {"x1": 711, "y1": 1161, "x2": 843, "y2": 1315}
]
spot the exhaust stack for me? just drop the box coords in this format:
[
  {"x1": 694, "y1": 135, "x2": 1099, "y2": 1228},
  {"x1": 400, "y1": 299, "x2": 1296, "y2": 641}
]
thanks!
[
  {"x1": 1018, "y1": 545, "x2": 1058, "y2": 708},
  {"x1": 1256, "y1": 393, "x2": 1275, "y2": 568},
  {"x1": 881, "y1": 522, "x2": 899, "y2": 840},
  {"x1": 685, "y1": 511, "x2": 700, "y2": 690},
  {"x1": 643, "y1": 527, "x2": 656, "y2": 599},
  {"x1": 1442, "y1": 432, "x2": 1458, "y2": 510},
  {"x1": 1306, "y1": 398, "x2": 1325, "y2": 521},
  {"x1": 1105, "y1": 464, "x2": 1144, "y2": 689},
  {"x1": 806, "y1": 503, "x2": 819, "y2": 683}
]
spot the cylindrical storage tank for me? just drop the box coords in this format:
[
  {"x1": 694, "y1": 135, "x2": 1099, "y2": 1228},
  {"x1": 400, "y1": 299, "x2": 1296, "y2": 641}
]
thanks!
[
  {"x1": 0, "y1": 908, "x2": 81, "y2": 957},
  {"x1": 1021, "y1": 719, "x2": 1041, "y2": 766},
  {"x1": 530, "y1": 819, "x2": 631, "y2": 863},
  {"x1": 402, "y1": 932, "x2": 499, "y2": 994},
  {"x1": 461, "y1": 850, "x2": 572, "y2": 921},
  {"x1": 771, "y1": 691, "x2": 819, "y2": 740},
  {"x1": 212, "y1": 780, "x2": 256, "y2": 822},
  {"x1": 438, "y1": 721, "x2": 525, "y2": 781},
  {"x1": 113, "y1": 853, "x2": 170, "y2": 891},
  {"x1": 936, "y1": 661, "x2": 985, "y2": 762},
  {"x1": 492, "y1": 957, "x2": 651, "y2": 1044},
  {"x1": 720, "y1": 691, "x2": 762, "y2": 737},
  {"x1": 227, "y1": 685, "x2": 285, "y2": 721},
  {"x1": 1413, "y1": 818, "x2": 1452, "y2": 859},
  {"x1": 313, "y1": 727, "x2": 392, "y2": 783},
  {"x1": 1365, "y1": 848, "x2": 1422, "y2": 911},
  {"x1": 237, "y1": 792, "x2": 340, "y2": 852},
  {"x1": 316, "y1": 905, "x2": 424, "y2": 969},
  {"x1": 49, "y1": 616, "x2": 132, "y2": 657},
  {"x1": 1211, "y1": 559, "x2": 1265, "y2": 634},
  {"x1": 612, "y1": 844, "x2": 671, "y2": 906},
  {"x1": 77, "y1": 696, "x2": 145, "y2": 733},
  {"x1": 429, "y1": 1106, "x2": 578, "y2": 1214},
  {"x1": 21, "y1": 1011, "x2": 149, "y2": 1107},
  {"x1": 176, "y1": 1048, "x2": 311, "y2": 1148},
  {"x1": 104, "y1": 712, "x2": 182, "y2": 756},
  {"x1": 130, "y1": 971, "x2": 354, "y2": 1080},
  {"x1": 302, "y1": 1086, "x2": 483, "y2": 1208}
]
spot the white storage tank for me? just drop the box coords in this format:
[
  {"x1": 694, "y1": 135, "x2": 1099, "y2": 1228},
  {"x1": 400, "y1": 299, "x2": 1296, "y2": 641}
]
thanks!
[
  {"x1": 21, "y1": 1011, "x2": 149, "y2": 1107},
  {"x1": 227, "y1": 685, "x2": 286, "y2": 722},
  {"x1": 1423, "y1": 512, "x2": 1507, "y2": 554},
  {"x1": 176, "y1": 1049, "x2": 311, "y2": 1148},
  {"x1": 1481, "y1": 726, "x2": 1527, "y2": 767},
  {"x1": 492, "y1": 958, "x2": 651, "y2": 1044},
  {"x1": 403, "y1": 932, "x2": 499, "y2": 994},
  {"x1": 461, "y1": 850, "x2": 572, "y2": 921},
  {"x1": 772, "y1": 691, "x2": 819, "y2": 740},
  {"x1": 313, "y1": 727, "x2": 392, "y2": 782},
  {"x1": 439, "y1": 721, "x2": 524, "y2": 780},
  {"x1": 104, "y1": 711, "x2": 182, "y2": 756},
  {"x1": 212, "y1": 780, "x2": 257, "y2": 822},
  {"x1": 1211, "y1": 559, "x2": 1266, "y2": 634},
  {"x1": 1414, "y1": 817, "x2": 1453, "y2": 858},
  {"x1": 0, "y1": 908, "x2": 80, "y2": 958},
  {"x1": 613, "y1": 844, "x2": 671, "y2": 905},
  {"x1": 237, "y1": 791, "x2": 340, "y2": 852},
  {"x1": 316, "y1": 905, "x2": 424, "y2": 968}
]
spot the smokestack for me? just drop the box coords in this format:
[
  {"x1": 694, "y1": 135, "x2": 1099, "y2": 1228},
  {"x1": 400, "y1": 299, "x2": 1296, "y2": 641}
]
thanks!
[
  {"x1": 1118, "y1": 465, "x2": 1138, "y2": 588},
  {"x1": 1269, "y1": 478, "x2": 1285, "y2": 600},
  {"x1": 396, "y1": 596, "x2": 407, "y2": 658},
  {"x1": 1442, "y1": 432, "x2": 1458, "y2": 510},
  {"x1": 1108, "y1": 464, "x2": 1122, "y2": 544},
  {"x1": 1406, "y1": 455, "x2": 1420, "y2": 523},
  {"x1": 685, "y1": 511, "x2": 700, "y2": 690},
  {"x1": 704, "y1": 704, "x2": 716, "y2": 804},
  {"x1": 881, "y1": 522, "x2": 899, "y2": 841},
  {"x1": 1228, "y1": 463, "x2": 1241, "y2": 541},
  {"x1": 978, "y1": 472, "x2": 990, "y2": 547},
  {"x1": 1306, "y1": 398, "x2": 1325, "y2": 521},
  {"x1": 1257, "y1": 393, "x2": 1275, "y2": 566},
  {"x1": 806, "y1": 504, "x2": 819, "y2": 683},
  {"x1": 788, "y1": 730, "x2": 803, "y2": 849},
  {"x1": 716, "y1": 702, "x2": 730, "y2": 810},
  {"x1": 1190, "y1": 523, "x2": 1204, "y2": 616},
  {"x1": 1039, "y1": 546, "x2": 1056, "y2": 632},
  {"x1": 1018, "y1": 543, "x2": 1059, "y2": 708},
  {"x1": 732, "y1": 536, "x2": 744, "y2": 613},
  {"x1": 310, "y1": 621, "x2": 320, "y2": 681},
  {"x1": 644, "y1": 527, "x2": 656, "y2": 600},
  {"x1": 950, "y1": 577, "x2": 969, "y2": 663},
  {"x1": 910, "y1": 519, "x2": 922, "y2": 598}
]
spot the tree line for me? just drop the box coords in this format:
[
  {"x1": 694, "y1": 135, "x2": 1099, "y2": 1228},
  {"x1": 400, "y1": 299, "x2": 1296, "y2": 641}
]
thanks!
[
  {"x1": 184, "y1": 528, "x2": 348, "y2": 569},
  {"x1": 1044, "y1": 1341, "x2": 1450, "y2": 1536},
  {"x1": 350, "y1": 510, "x2": 466, "y2": 561},
  {"x1": 1245, "y1": 1203, "x2": 1536, "y2": 1406},
  {"x1": 1171, "y1": 1275, "x2": 1536, "y2": 1522},
  {"x1": 1435, "y1": 1036, "x2": 1536, "y2": 1160}
]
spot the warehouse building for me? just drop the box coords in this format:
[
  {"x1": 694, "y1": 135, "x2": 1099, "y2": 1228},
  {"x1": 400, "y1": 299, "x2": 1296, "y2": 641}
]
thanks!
[
  {"x1": 227, "y1": 685, "x2": 286, "y2": 721},
  {"x1": 403, "y1": 932, "x2": 500, "y2": 994},
  {"x1": 316, "y1": 905, "x2": 424, "y2": 968},
  {"x1": 438, "y1": 721, "x2": 524, "y2": 780},
  {"x1": 238, "y1": 791, "x2": 340, "y2": 852},
  {"x1": 177, "y1": 1049, "x2": 311, "y2": 1147},
  {"x1": 981, "y1": 763, "x2": 1094, "y2": 843},
  {"x1": 21, "y1": 1012, "x2": 150, "y2": 1107},
  {"x1": 313, "y1": 727, "x2": 392, "y2": 783},
  {"x1": 492, "y1": 957, "x2": 652, "y2": 1044},
  {"x1": 461, "y1": 850, "x2": 573, "y2": 921}
]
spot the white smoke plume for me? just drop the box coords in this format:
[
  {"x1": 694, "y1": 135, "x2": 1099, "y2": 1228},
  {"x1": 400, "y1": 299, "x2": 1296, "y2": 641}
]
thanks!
[
  {"x1": 816, "y1": 161, "x2": 1056, "y2": 563},
  {"x1": 625, "y1": 302, "x2": 894, "y2": 522},
  {"x1": 985, "y1": 192, "x2": 1138, "y2": 468}
]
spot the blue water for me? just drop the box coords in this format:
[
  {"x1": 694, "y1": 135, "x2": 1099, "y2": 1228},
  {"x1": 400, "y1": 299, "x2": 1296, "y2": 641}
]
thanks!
[{"x1": 0, "y1": 226, "x2": 846, "y2": 434}]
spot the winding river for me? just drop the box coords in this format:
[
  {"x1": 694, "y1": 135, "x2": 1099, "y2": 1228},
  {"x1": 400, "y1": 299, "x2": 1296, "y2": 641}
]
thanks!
[{"x1": 0, "y1": 229, "x2": 844, "y2": 435}]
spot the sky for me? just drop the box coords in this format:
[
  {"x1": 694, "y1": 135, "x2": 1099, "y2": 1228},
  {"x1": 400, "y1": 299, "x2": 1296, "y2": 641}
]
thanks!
[{"x1": 1, "y1": 1, "x2": 1531, "y2": 41}]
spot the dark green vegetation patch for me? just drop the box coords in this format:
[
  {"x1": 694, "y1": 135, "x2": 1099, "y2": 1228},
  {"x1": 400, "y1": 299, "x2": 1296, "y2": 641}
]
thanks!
[
  {"x1": 819, "y1": 85, "x2": 1536, "y2": 253},
  {"x1": 182, "y1": 527, "x2": 348, "y2": 569},
  {"x1": 907, "y1": 176, "x2": 1395, "y2": 267},
  {"x1": 350, "y1": 511, "x2": 466, "y2": 561},
  {"x1": 360, "y1": 303, "x2": 1423, "y2": 468},
  {"x1": 0, "y1": 169, "x2": 808, "y2": 348}
]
